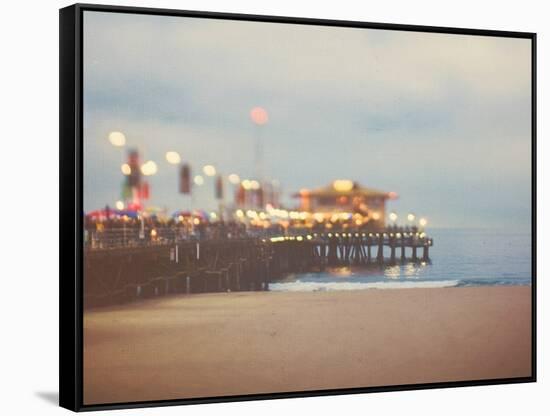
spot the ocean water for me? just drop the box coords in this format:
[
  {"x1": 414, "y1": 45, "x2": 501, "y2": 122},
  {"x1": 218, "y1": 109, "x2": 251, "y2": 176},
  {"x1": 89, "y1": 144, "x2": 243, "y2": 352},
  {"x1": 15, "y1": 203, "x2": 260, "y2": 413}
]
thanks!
[{"x1": 268, "y1": 229, "x2": 532, "y2": 292}]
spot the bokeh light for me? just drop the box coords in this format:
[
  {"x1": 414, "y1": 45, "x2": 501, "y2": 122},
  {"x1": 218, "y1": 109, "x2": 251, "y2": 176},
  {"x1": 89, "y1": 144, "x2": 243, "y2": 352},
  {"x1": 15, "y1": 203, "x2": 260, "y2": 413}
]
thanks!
[
  {"x1": 141, "y1": 161, "x2": 158, "y2": 176},
  {"x1": 250, "y1": 107, "x2": 269, "y2": 125},
  {"x1": 121, "y1": 163, "x2": 131, "y2": 175},
  {"x1": 203, "y1": 165, "x2": 216, "y2": 177},
  {"x1": 228, "y1": 173, "x2": 240, "y2": 184},
  {"x1": 165, "y1": 151, "x2": 181, "y2": 165},
  {"x1": 108, "y1": 131, "x2": 126, "y2": 147},
  {"x1": 333, "y1": 179, "x2": 354, "y2": 192}
]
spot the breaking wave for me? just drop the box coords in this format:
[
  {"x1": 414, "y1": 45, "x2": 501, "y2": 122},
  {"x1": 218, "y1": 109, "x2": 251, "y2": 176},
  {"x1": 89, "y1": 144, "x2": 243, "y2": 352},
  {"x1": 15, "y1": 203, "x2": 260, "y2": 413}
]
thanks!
[{"x1": 268, "y1": 279, "x2": 461, "y2": 292}]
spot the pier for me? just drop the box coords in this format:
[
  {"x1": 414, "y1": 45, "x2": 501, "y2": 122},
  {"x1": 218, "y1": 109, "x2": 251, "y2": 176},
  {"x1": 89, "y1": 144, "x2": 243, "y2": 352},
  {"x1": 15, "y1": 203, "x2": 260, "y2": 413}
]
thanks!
[{"x1": 83, "y1": 230, "x2": 433, "y2": 308}]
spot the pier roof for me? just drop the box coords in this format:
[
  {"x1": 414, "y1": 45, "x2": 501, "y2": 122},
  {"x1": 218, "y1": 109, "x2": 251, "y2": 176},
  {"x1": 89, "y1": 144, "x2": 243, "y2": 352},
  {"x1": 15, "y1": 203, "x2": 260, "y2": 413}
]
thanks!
[{"x1": 293, "y1": 180, "x2": 395, "y2": 199}]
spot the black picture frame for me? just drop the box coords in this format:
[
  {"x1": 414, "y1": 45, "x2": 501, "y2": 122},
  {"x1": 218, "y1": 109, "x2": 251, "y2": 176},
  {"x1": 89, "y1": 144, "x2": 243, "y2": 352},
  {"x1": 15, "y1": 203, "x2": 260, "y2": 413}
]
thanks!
[{"x1": 60, "y1": 3, "x2": 537, "y2": 412}]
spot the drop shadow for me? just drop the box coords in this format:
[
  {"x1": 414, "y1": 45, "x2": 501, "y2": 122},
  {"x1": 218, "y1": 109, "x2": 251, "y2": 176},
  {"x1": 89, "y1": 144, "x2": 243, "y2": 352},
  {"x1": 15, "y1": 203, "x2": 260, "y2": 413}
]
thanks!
[{"x1": 35, "y1": 391, "x2": 59, "y2": 406}]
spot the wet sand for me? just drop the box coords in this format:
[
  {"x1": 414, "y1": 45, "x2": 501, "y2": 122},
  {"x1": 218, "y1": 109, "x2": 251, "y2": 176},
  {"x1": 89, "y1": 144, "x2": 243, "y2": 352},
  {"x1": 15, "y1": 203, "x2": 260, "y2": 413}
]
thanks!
[{"x1": 83, "y1": 286, "x2": 532, "y2": 405}]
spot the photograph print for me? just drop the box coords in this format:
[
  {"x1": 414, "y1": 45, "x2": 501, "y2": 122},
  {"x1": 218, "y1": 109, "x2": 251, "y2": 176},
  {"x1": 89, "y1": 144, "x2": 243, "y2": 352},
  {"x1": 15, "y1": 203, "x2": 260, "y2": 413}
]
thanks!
[{"x1": 74, "y1": 6, "x2": 535, "y2": 407}]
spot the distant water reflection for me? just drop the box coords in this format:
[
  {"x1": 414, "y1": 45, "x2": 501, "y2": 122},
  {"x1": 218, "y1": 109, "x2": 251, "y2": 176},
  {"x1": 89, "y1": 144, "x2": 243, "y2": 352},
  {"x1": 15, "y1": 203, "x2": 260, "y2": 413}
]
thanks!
[{"x1": 269, "y1": 229, "x2": 532, "y2": 292}]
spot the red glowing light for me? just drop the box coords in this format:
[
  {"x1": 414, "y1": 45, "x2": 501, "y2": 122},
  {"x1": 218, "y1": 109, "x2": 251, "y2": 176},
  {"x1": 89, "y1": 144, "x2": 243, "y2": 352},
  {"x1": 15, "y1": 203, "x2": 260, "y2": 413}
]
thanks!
[{"x1": 250, "y1": 107, "x2": 269, "y2": 125}]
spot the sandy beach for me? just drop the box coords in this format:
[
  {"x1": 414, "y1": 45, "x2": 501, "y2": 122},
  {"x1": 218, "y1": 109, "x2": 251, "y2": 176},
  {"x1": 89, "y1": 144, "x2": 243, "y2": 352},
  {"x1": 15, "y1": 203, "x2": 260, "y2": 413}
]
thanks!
[{"x1": 83, "y1": 286, "x2": 532, "y2": 405}]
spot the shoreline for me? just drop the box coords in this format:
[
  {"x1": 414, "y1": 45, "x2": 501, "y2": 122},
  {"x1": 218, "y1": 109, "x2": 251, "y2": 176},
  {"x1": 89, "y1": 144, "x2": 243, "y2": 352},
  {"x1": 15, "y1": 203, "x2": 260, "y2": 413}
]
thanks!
[{"x1": 83, "y1": 286, "x2": 532, "y2": 405}]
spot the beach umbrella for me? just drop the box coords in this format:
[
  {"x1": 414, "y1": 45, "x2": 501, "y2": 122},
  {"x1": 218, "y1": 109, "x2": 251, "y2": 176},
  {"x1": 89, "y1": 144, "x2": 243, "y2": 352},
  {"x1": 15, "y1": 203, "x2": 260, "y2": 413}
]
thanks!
[
  {"x1": 143, "y1": 206, "x2": 166, "y2": 218},
  {"x1": 172, "y1": 210, "x2": 193, "y2": 218},
  {"x1": 192, "y1": 210, "x2": 209, "y2": 220},
  {"x1": 86, "y1": 207, "x2": 119, "y2": 219},
  {"x1": 114, "y1": 209, "x2": 139, "y2": 218},
  {"x1": 86, "y1": 209, "x2": 109, "y2": 219}
]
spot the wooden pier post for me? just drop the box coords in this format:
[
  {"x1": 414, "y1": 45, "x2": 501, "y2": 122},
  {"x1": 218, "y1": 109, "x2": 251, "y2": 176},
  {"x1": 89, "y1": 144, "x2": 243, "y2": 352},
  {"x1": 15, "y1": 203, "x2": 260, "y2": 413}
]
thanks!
[
  {"x1": 390, "y1": 235, "x2": 396, "y2": 263},
  {"x1": 327, "y1": 237, "x2": 339, "y2": 266},
  {"x1": 353, "y1": 238, "x2": 363, "y2": 265},
  {"x1": 319, "y1": 242, "x2": 327, "y2": 271},
  {"x1": 263, "y1": 259, "x2": 270, "y2": 291},
  {"x1": 367, "y1": 239, "x2": 372, "y2": 262},
  {"x1": 422, "y1": 243, "x2": 430, "y2": 261},
  {"x1": 236, "y1": 260, "x2": 241, "y2": 291},
  {"x1": 344, "y1": 236, "x2": 351, "y2": 264},
  {"x1": 376, "y1": 234, "x2": 384, "y2": 263}
]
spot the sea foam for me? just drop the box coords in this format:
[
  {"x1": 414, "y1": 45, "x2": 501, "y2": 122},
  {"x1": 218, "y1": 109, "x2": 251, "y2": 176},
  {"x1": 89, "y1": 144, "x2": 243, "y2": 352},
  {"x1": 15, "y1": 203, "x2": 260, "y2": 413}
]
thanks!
[{"x1": 268, "y1": 279, "x2": 460, "y2": 292}]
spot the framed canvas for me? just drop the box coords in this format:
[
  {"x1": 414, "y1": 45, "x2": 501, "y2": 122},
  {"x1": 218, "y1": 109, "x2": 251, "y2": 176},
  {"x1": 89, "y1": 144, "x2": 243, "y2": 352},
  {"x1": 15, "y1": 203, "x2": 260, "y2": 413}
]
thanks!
[{"x1": 59, "y1": 3, "x2": 537, "y2": 411}]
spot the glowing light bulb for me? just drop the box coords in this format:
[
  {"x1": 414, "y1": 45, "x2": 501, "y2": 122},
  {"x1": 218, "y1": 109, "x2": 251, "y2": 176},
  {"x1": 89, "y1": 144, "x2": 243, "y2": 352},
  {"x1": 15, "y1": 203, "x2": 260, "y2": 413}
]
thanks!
[
  {"x1": 121, "y1": 163, "x2": 131, "y2": 175},
  {"x1": 165, "y1": 151, "x2": 181, "y2": 164},
  {"x1": 250, "y1": 107, "x2": 269, "y2": 125},
  {"x1": 108, "y1": 131, "x2": 126, "y2": 147},
  {"x1": 203, "y1": 165, "x2": 216, "y2": 177},
  {"x1": 333, "y1": 179, "x2": 354, "y2": 192},
  {"x1": 228, "y1": 173, "x2": 240, "y2": 184},
  {"x1": 140, "y1": 161, "x2": 157, "y2": 176}
]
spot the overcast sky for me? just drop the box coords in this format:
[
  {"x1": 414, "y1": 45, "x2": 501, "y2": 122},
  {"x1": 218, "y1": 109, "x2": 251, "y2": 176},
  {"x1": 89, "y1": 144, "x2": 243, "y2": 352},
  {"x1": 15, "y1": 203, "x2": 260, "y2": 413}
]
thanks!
[{"x1": 83, "y1": 11, "x2": 532, "y2": 230}]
